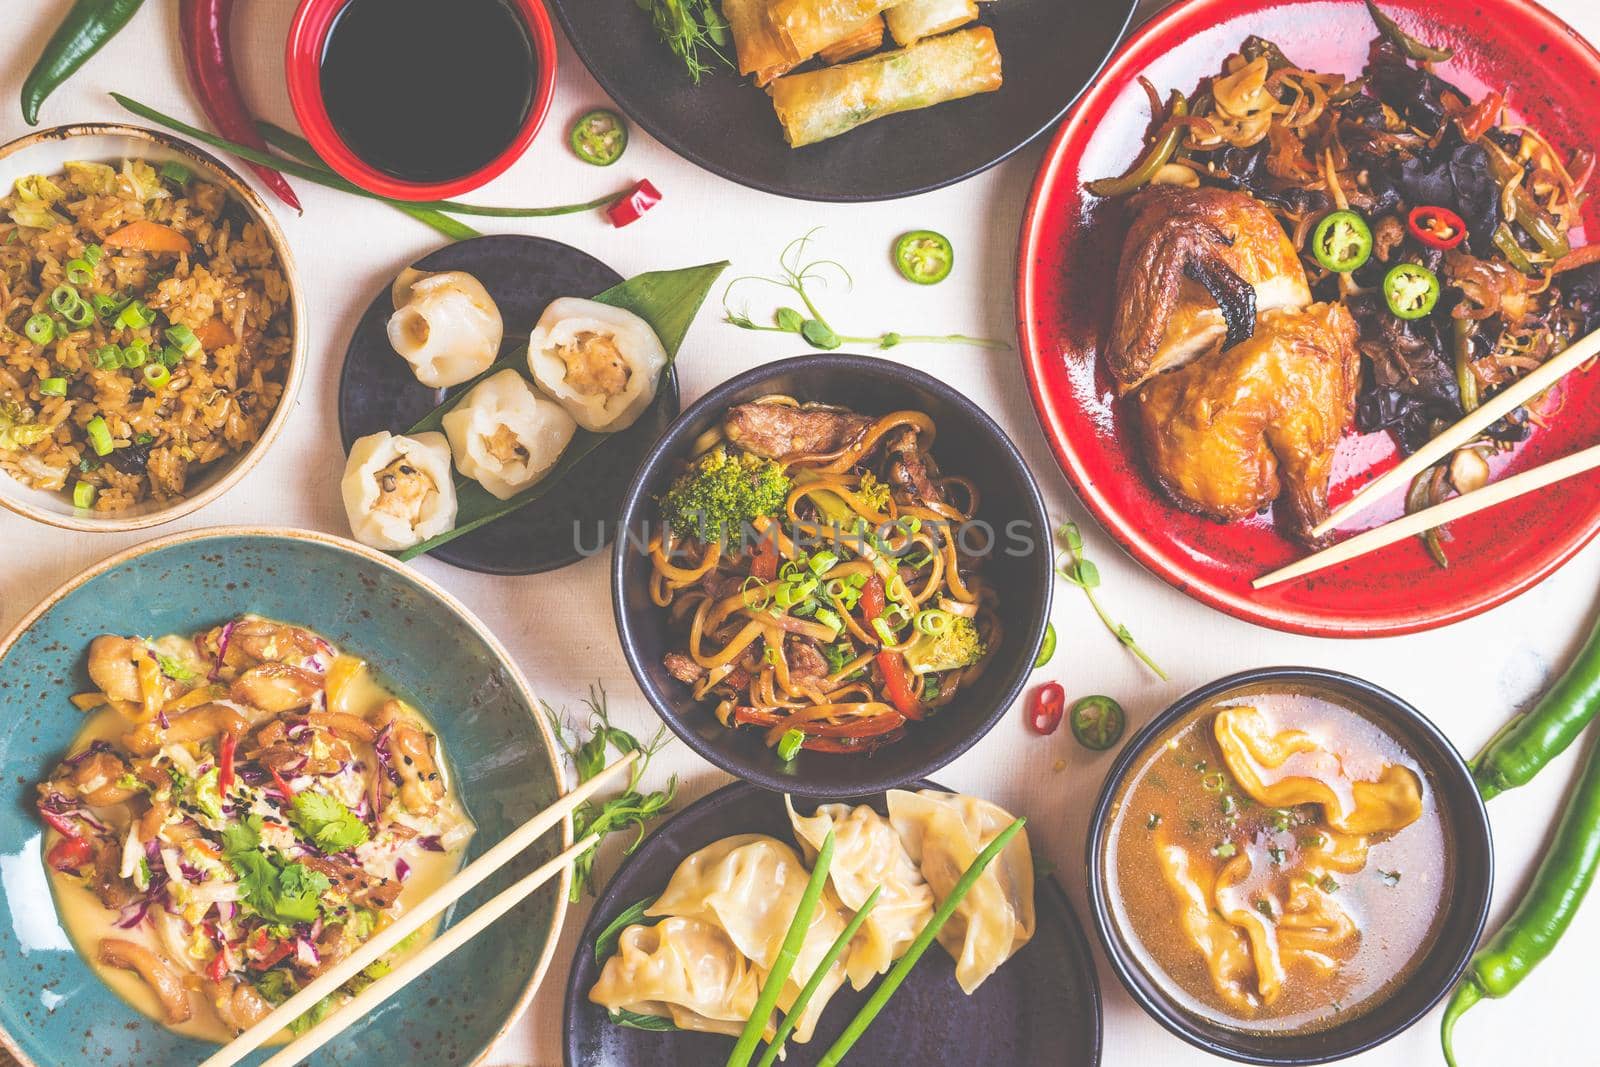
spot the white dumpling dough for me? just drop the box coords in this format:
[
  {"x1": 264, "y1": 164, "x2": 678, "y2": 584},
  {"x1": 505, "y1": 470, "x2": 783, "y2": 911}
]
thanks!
[
  {"x1": 527, "y1": 297, "x2": 666, "y2": 432},
  {"x1": 387, "y1": 270, "x2": 504, "y2": 388},
  {"x1": 440, "y1": 369, "x2": 575, "y2": 500},
  {"x1": 340, "y1": 431, "x2": 457, "y2": 550}
]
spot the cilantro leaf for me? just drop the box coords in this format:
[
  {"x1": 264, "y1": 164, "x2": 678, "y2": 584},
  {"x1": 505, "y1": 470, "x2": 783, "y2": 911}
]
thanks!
[
  {"x1": 221, "y1": 815, "x2": 331, "y2": 924},
  {"x1": 290, "y1": 791, "x2": 370, "y2": 853}
]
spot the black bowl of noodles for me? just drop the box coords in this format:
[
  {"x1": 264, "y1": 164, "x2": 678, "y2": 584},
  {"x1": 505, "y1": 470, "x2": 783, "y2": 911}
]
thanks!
[{"x1": 613, "y1": 353, "x2": 1052, "y2": 798}]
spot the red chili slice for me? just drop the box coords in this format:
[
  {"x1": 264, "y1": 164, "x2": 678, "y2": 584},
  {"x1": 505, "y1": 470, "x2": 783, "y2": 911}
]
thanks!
[
  {"x1": 605, "y1": 179, "x2": 662, "y2": 227},
  {"x1": 47, "y1": 835, "x2": 95, "y2": 873},
  {"x1": 217, "y1": 731, "x2": 237, "y2": 794},
  {"x1": 1029, "y1": 681, "x2": 1066, "y2": 735},
  {"x1": 1408, "y1": 205, "x2": 1468, "y2": 250}
]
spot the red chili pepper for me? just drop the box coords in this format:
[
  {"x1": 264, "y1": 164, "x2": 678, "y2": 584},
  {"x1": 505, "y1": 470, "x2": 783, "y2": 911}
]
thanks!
[
  {"x1": 270, "y1": 768, "x2": 296, "y2": 798},
  {"x1": 206, "y1": 946, "x2": 230, "y2": 982},
  {"x1": 248, "y1": 939, "x2": 292, "y2": 971},
  {"x1": 1029, "y1": 681, "x2": 1066, "y2": 735},
  {"x1": 605, "y1": 179, "x2": 661, "y2": 227},
  {"x1": 37, "y1": 803, "x2": 80, "y2": 838},
  {"x1": 1456, "y1": 90, "x2": 1504, "y2": 142},
  {"x1": 1408, "y1": 205, "x2": 1467, "y2": 250},
  {"x1": 178, "y1": 0, "x2": 301, "y2": 212},
  {"x1": 854, "y1": 575, "x2": 922, "y2": 719},
  {"x1": 217, "y1": 731, "x2": 236, "y2": 794},
  {"x1": 47, "y1": 835, "x2": 95, "y2": 873},
  {"x1": 859, "y1": 576, "x2": 887, "y2": 621}
]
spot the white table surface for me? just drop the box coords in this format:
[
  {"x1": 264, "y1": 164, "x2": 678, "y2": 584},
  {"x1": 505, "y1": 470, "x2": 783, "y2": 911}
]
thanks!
[{"x1": 1, "y1": 1, "x2": 1597, "y2": 1065}]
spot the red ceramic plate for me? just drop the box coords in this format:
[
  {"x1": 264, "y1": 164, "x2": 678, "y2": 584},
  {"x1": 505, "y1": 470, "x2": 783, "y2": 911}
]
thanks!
[{"x1": 1018, "y1": 0, "x2": 1600, "y2": 637}]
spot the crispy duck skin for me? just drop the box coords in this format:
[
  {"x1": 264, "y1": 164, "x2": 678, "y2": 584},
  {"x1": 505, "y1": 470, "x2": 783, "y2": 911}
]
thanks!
[
  {"x1": 723, "y1": 402, "x2": 872, "y2": 460},
  {"x1": 1132, "y1": 302, "x2": 1361, "y2": 544},
  {"x1": 1106, "y1": 186, "x2": 1311, "y2": 394}
]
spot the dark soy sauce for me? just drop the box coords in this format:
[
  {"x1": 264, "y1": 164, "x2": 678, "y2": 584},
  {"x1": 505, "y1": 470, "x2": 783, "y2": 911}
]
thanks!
[{"x1": 321, "y1": 0, "x2": 536, "y2": 183}]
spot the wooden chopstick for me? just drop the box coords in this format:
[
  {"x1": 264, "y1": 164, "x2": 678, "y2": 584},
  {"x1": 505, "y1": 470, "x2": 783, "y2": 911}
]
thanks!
[
  {"x1": 1255, "y1": 442, "x2": 1600, "y2": 588},
  {"x1": 1309, "y1": 324, "x2": 1600, "y2": 538},
  {"x1": 258, "y1": 831, "x2": 601, "y2": 1067},
  {"x1": 200, "y1": 749, "x2": 637, "y2": 1067}
]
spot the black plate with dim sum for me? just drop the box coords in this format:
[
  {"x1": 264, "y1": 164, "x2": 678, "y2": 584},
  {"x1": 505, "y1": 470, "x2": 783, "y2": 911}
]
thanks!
[
  {"x1": 337, "y1": 234, "x2": 679, "y2": 575},
  {"x1": 548, "y1": 0, "x2": 1137, "y2": 201},
  {"x1": 562, "y1": 780, "x2": 1103, "y2": 1066}
]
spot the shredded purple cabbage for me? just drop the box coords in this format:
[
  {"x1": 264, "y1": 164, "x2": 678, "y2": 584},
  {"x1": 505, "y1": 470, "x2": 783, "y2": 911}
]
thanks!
[
  {"x1": 63, "y1": 740, "x2": 115, "y2": 767},
  {"x1": 395, "y1": 857, "x2": 411, "y2": 882},
  {"x1": 417, "y1": 835, "x2": 444, "y2": 853},
  {"x1": 208, "y1": 620, "x2": 236, "y2": 682}
]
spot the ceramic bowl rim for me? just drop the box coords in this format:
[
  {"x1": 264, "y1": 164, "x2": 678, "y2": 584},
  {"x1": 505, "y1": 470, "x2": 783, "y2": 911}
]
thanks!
[
  {"x1": 0, "y1": 524, "x2": 571, "y2": 1067},
  {"x1": 611, "y1": 352, "x2": 1053, "y2": 798},
  {"x1": 1083, "y1": 666, "x2": 1494, "y2": 1065},
  {"x1": 0, "y1": 123, "x2": 308, "y2": 534}
]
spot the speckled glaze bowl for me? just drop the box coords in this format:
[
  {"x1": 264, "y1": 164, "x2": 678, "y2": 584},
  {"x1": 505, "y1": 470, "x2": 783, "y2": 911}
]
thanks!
[{"x1": 0, "y1": 527, "x2": 569, "y2": 1067}]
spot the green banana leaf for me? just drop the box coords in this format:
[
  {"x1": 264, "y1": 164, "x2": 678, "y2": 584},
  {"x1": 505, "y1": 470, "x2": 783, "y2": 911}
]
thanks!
[{"x1": 394, "y1": 260, "x2": 730, "y2": 561}]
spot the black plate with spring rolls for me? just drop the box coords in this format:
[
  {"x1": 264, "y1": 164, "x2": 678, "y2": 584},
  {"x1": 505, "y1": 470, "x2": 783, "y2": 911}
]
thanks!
[
  {"x1": 562, "y1": 780, "x2": 1103, "y2": 1066},
  {"x1": 548, "y1": 0, "x2": 1137, "y2": 201}
]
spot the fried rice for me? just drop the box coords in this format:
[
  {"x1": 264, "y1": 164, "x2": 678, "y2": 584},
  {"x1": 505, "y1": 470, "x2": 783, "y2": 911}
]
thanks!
[{"x1": 0, "y1": 158, "x2": 292, "y2": 513}]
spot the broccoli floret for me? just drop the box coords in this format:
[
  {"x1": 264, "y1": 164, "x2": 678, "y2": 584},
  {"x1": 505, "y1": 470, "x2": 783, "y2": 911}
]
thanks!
[
  {"x1": 660, "y1": 446, "x2": 791, "y2": 545},
  {"x1": 901, "y1": 616, "x2": 986, "y2": 675},
  {"x1": 855, "y1": 470, "x2": 892, "y2": 513}
]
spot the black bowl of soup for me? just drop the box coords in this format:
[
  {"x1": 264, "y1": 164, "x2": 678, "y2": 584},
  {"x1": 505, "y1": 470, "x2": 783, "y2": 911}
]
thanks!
[{"x1": 1086, "y1": 667, "x2": 1492, "y2": 1064}]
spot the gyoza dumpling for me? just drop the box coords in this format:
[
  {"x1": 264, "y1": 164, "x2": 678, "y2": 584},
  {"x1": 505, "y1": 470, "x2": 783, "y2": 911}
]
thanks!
[
  {"x1": 646, "y1": 834, "x2": 849, "y2": 1043},
  {"x1": 339, "y1": 431, "x2": 457, "y2": 550},
  {"x1": 527, "y1": 297, "x2": 667, "y2": 433},
  {"x1": 440, "y1": 369, "x2": 575, "y2": 500},
  {"x1": 887, "y1": 790, "x2": 1035, "y2": 994},
  {"x1": 786, "y1": 796, "x2": 934, "y2": 989},
  {"x1": 588, "y1": 916, "x2": 764, "y2": 1037},
  {"x1": 387, "y1": 269, "x2": 503, "y2": 388}
]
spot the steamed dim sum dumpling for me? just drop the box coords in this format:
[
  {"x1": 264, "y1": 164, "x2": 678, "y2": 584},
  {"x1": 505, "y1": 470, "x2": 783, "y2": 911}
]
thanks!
[
  {"x1": 887, "y1": 789, "x2": 1035, "y2": 994},
  {"x1": 387, "y1": 269, "x2": 503, "y2": 388},
  {"x1": 527, "y1": 297, "x2": 667, "y2": 433},
  {"x1": 440, "y1": 369, "x2": 575, "y2": 500},
  {"x1": 646, "y1": 833, "x2": 849, "y2": 1042},
  {"x1": 787, "y1": 797, "x2": 935, "y2": 989},
  {"x1": 587, "y1": 916, "x2": 766, "y2": 1037},
  {"x1": 339, "y1": 430, "x2": 457, "y2": 550}
]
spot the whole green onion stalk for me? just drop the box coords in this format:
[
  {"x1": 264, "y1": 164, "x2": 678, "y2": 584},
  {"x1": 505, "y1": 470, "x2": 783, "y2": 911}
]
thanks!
[{"x1": 754, "y1": 885, "x2": 881, "y2": 1067}]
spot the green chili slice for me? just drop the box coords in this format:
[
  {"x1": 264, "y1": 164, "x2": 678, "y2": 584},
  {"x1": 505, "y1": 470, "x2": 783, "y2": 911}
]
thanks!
[
  {"x1": 1033, "y1": 621, "x2": 1057, "y2": 668},
  {"x1": 1085, "y1": 90, "x2": 1188, "y2": 198},
  {"x1": 569, "y1": 109, "x2": 627, "y2": 166},
  {"x1": 893, "y1": 230, "x2": 954, "y2": 285},
  {"x1": 1311, "y1": 209, "x2": 1373, "y2": 272},
  {"x1": 1383, "y1": 263, "x2": 1440, "y2": 320},
  {"x1": 1070, "y1": 695, "x2": 1126, "y2": 751}
]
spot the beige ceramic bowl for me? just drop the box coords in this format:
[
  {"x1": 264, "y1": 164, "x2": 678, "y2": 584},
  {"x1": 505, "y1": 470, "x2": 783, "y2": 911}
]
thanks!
[{"x1": 0, "y1": 123, "x2": 306, "y2": 532}]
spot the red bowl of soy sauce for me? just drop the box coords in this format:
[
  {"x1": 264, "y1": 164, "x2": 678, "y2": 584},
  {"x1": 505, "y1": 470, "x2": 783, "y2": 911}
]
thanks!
[{"x1": 286, "y1": 0, "x2": 557, "y2": 200}]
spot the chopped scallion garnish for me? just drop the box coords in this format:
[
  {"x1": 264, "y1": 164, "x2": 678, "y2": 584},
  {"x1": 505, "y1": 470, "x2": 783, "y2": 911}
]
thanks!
[
  {"x1": 72, "y1": 481, "x2": 95, "y2": 509},
  {"x1": 49, "y1": 284, "x2": 78, "y2": 313},
  {"x1": 777, "y1": 728, "x2": 805, "y2": 761},
  {"x1": 159, "y1": 160, "x2": 191, "y2": 185},
  {"x1": 121, "y1": 341, "x2": 149, "y2": 368},
  {"x1": 38, "y1": 376, "x2": 67, "y2": 397},
  {"x1": 116, "y1": 300, "x2": 155, "y2": 331},
  {"x1": 94, "y1": 345, "x2": 122, "y2": 370},
  {"x1": 85, "y1": 416, "x2": 113, "y2": 456},
  {"x1": 24, "y1": 313, "x2": 53, "y2": 344},
  {"x1": 83, "y1": 244, "x2": 102, "y2": 266},
  {"x1": 142, "y1": 363, "x2": 171, "y2": 389},
  {"x1": 164, "y1": 322, "x2": 201, "y2": 356},
  {"x1": 64, "y1": 258, "x2": 94, "y2": 286}
]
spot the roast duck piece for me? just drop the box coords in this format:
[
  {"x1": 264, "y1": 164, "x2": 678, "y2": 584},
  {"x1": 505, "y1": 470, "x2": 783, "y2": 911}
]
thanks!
[{"x1": 1106, "y1": 186, "x2": 1358, "y2": 544}]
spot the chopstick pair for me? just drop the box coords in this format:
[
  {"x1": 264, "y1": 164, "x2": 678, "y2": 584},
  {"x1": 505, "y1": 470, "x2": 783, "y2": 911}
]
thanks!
[
  {"x1": 1254, "y1": 324, "x2": 1600, "y2": 589},
  {"x1": 200, "y1": 750, "x2": 639, "y2": 1067}
]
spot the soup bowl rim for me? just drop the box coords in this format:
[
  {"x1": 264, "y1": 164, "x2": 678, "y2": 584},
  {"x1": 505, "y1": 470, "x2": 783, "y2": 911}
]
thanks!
[{"x1": 1084, "y1": 665, "x2": 1493, "y2": 1065}]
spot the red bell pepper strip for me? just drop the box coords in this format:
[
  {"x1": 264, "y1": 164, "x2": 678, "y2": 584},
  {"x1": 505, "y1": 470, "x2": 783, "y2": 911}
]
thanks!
[
  {"x1": 605, "y1": 180, "x2": 661, "y2": 227},
  {"x1": 206, "y1": 945, "x2": 231, "y2": 981},
  {"x1": 1028, "y1": 682, "x2": 1066, "y2": 735},
  {"x1": 1408, "y1": 205, "x2": 1468, "y2": 250},
  {"x1": 858, "y1": 576, "x2": 923, "y2": 720},
  {"x1": 751, "y1": 538, "x2": 779, "y2": 581},
  {"x1": 270, "y1": 768, "x2": 296, "y2": 798},
  {"x1": 178, "y1": 0, "x2": 301, "y2": 212},
  {"x1": 217, "y1": 731, "x2": 236, "y2": 794},
  {"x1": 37, "y1": 802, "x2": 81, "y2": 838},
  {"x1": 47, "y1": 835, "x2": 95, "y2": 873}
]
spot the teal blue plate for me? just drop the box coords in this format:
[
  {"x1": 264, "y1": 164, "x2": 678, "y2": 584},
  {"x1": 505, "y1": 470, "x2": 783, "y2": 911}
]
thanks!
[{"x1": 0, "y1": 527, "x2": 569, "y2": 1067}]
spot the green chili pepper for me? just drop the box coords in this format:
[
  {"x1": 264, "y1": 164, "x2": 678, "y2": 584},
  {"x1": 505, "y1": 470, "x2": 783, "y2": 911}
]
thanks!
[
  {"x1": 569, "y1": 109, "x2": 627, "y2": 166},
  {"x1": 893, "y1": 230, "x2": 954, "y2": 285},
  {"x1": 1492, "y1": 224, "x2": 1538, "y2": 275},
  {"x1": 1070, "y1": 695, "x2": 1126, "y2": 751},
  {"x1": 1311, "y1": 210, "x2": 1373, "y2": 272},
  {"x1": 21, "y1": 0, "x2": 148, "y2": 126},
  {"x1": 1452, "y1": 318, "x2": 1479, "y2": 413},
  {"x1": 1364, "y1": 0, "x2": 1453, "y2": 62},
  {"x1": 1383, "y1": 263, "x2": 1440, "y2": 320},
  {"x1": 1441, "y1": 730, "x2": 1600, "y2": 1066},
  {"x1": 1033, "y1": 622, "x2": 1057, "y2": 668},
  {"x1": 1483, "y1": 140, "x2": 1571, "y2": 260},
  {"x1": 1085, "y1": 91, "x2": 1188, "y2": 198},
  {"x1": 1473, "y1": 610, "x2": 1600, "y2": 801}
]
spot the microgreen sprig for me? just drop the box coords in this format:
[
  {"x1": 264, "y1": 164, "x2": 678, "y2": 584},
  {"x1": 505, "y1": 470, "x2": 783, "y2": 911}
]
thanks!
[
  {"x1": 1055, "y1": 522, "x2": 1167, "y2": 680},
  {"x1": 724, "y1": 231, "x2": 1010, "y2": 352},
  {"x1": 638, "y1": 0, "x2": 733, "y2": 83},
  {"x1": 543, "y1": 682, "x2": 677, "y2": 901}
]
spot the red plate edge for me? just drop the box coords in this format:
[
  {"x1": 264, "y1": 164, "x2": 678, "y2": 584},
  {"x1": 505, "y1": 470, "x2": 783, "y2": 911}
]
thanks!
[{"x1": 1016, "y1": 0, "x2": 1600, "y2": 639}]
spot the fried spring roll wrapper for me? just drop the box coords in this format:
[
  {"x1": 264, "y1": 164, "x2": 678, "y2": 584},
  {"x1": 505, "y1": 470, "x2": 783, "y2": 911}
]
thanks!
[
  {"x1": 885, "y1": 0, "x2": 978, "y2": 46},
  {"x1": 724, "y1": 0, "x2": 798, "y2": 85},
  {"x1": 818, "y1": 15, "x2": 886, "y2": 64},
  {"x1": 768, "y1": 26, "x2": 1003, "y2": 147},
  {"x1": 766, "y1": 0, "x2": 903, "y2": 64}
]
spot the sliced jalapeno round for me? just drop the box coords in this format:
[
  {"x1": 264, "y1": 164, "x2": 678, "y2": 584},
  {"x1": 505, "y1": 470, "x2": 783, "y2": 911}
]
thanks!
[
  {"x1": 893, "y1": 230, "x2": 954, "y2": 285},
  {"x1": 1070, "y1": 695, "x2": 1126, "y2": 751},
  {"x1": 570, "y1": 109, "x2": 627, "y2": 166},
  {"x1": 1311, "y1": 209, "x2": 1373, "y2": 273},
  {"x1": 1384, "y1": 262, "x2": 1441, "y2": 320}
]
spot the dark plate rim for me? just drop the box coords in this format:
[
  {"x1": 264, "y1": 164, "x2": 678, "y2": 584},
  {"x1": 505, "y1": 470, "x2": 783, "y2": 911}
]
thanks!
[
  {"x1": 560, "y1": 778, "x2": 1104, "y2": 1067},
  {"x1": 610, "y1": 352, "x2": 1053, "y2": 799},
  {"x1": 1082, "y1": 666, "x2": 1494, "y2": 1065},
  {"x1": 546, "y1": 0, "x2": 1139, "y2": 202},
  {"x1": 335, "y1": 233, "x2": 681, "y2": 576}
]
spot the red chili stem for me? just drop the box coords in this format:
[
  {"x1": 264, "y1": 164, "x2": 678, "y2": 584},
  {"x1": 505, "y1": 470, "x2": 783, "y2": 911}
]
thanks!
[{"x1": 178, "y1": 0, "x2": 301, "y2": 212}]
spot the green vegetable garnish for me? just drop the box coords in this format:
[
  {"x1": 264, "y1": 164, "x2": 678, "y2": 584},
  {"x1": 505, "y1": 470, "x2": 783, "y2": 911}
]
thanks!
[
  {"x1": 901, "y1": 615, "x2": 986, "y2": 675},
  {"x1": 221, "y1": 814, "x2": 331, "y2": 925},
  {"x1": 1311, "y1": 209, "x2": 1373, "y2": 272},
  {"x1": 754, "y1": 885, "x2": 882, "y2": 1067},
  {"x1": 570, "y1": 109, "x2": 628, "y2": 166},
  {"x1": 777, "y1": 728, "x2": 806, "y2": 761},
  {"x1": 893, "y1": 230, "x2": 954, "y2": 285},
  {"x1": 290, "y1": 790, "x2": 371, "y2": 853},
  {"x1": 593, "y1": 895, "x2": 659, "y2": 965},
  {"x1": 659, "y1": 444, "x2": 791, "y2": 546},
  {"x1": 1033, "y1": 622, "x2": 1057, "y2": 668},
  {"x1": 634, "y1": 0, "x2": 731, "y2": 83},
  {"x1": 1054, "y1": 522, "x2": 1166, "y2": 679}
]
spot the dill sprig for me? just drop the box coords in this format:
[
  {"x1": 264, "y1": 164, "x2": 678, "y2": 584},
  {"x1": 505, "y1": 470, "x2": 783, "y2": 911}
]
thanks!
[
  {"x1": 724, "y1": 230, "x2": 1011, "y2": 352},
  {"x1": 543, "y1": 682, "x2": 677, "y2": 901}
]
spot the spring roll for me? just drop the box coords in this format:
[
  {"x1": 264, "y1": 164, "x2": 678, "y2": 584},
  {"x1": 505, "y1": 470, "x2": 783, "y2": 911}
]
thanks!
[
  {"x1": 818, "y1": 15, "x2": 885, "y2": 64},
  {"x1": 884, "y1": 0, "x2": 978, "y2": 47},
  {"x1": 766, "y1": 0, "x2": 903, "y2": 64},
  {"x1": 724, "y1": 0, "x2": 798, "y2": 84},
  {"x1": 768, "y1": 26, "x2": 1003, "y2": 147}
]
